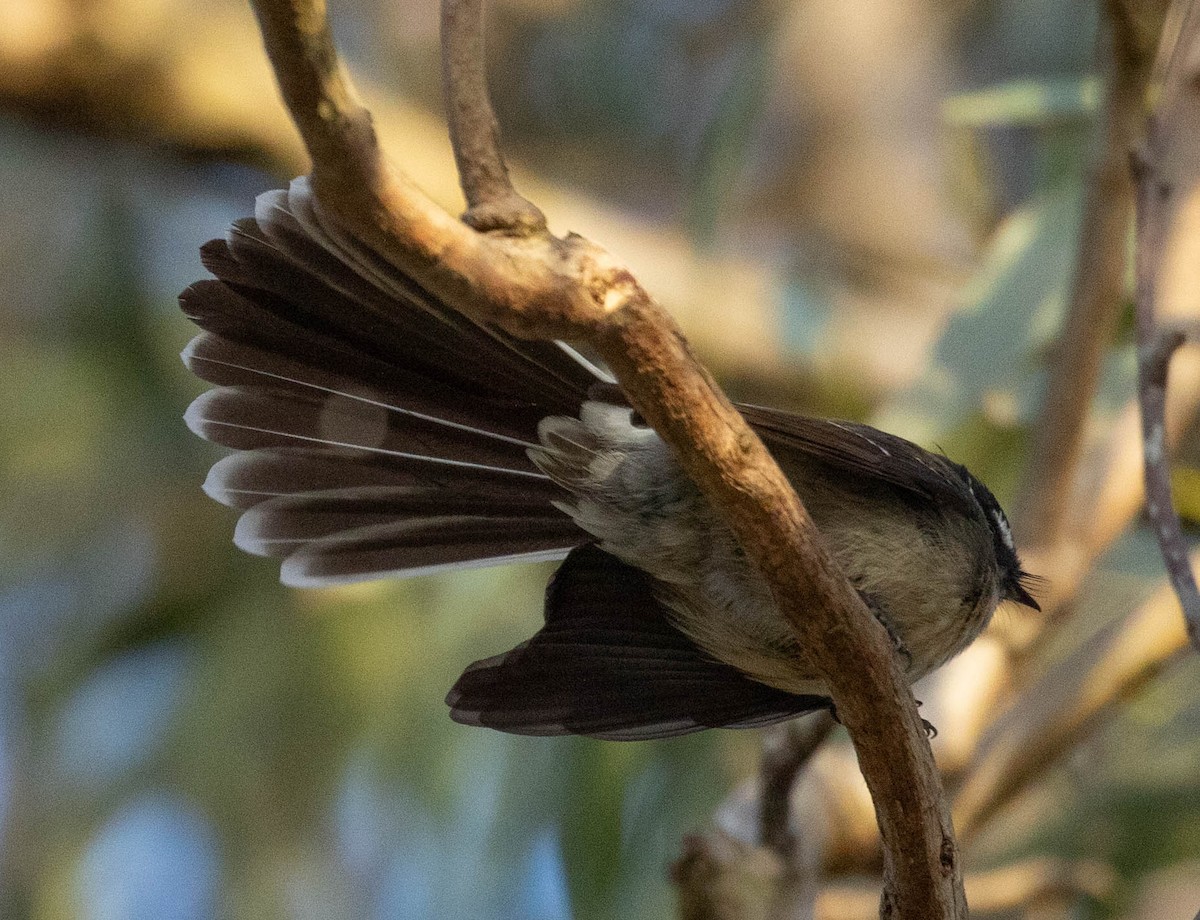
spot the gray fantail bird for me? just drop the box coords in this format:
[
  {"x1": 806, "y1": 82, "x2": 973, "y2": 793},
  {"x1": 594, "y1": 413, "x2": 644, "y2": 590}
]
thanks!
[{"x1": 181, "y1": 180, "x2": 1041, "y2": 741}]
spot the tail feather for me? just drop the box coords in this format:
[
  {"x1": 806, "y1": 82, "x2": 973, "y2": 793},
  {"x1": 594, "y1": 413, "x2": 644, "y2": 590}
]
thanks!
[
  {"x1": 225, "y1": 190, "x2": 600, "y2": 410},
  {"x1": 201, "y1": 448, "x2": 559, "y2": 511},
  {"x1": 184, "y1": 383, "x2": 537, "y2": 472},
  {"x1": 278, "y1": 517, "x2": 579, "y2": 587},
  {"x1": 182, "y1": 178, "x2": 602, "y2": 585},
  {"x1": 184, "y1": 247, "x2": 578, "y2": 419},
  {"x1": 234, "y1": 485, "x2": 570, "y2": 557},
  {"x1": 182, "y1": 327, "x2": 546, "y2": 446}
]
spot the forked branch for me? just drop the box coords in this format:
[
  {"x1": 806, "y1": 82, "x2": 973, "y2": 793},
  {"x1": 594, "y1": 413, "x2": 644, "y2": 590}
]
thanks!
[{"x1": 246, "y1": 0, "x2": 967, "y2": 914}]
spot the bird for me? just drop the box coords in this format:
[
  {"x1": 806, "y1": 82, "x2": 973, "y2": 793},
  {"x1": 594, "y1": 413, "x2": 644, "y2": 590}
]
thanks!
[{"x1": 180, "y1": 178, "x2": 1040, "y2": 741}]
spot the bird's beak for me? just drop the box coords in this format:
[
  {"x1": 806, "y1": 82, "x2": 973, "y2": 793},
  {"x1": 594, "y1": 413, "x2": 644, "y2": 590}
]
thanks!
[{"x1": 1009, "y1": 581, "x2": 1041, "y2": 612}]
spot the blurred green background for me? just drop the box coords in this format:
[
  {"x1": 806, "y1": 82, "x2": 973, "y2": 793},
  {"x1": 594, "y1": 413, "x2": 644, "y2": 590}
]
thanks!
[{"x1": 1, "y1": 0, "x2": 1199, "y2": 918}]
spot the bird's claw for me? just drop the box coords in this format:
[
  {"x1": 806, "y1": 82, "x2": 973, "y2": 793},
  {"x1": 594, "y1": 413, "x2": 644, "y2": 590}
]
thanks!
[
  {"x1": 869, "y1": 603, "x2": 912, "y2": 669},
  {"x1": 823, "y1": 701, "x2": 936, "y2": 738}
]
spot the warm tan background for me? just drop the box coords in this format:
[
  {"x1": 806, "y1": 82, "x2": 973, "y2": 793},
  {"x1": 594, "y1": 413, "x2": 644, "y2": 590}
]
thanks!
[{"x1": 1, "y1": 0, "x2": 1198, "y2": 918}]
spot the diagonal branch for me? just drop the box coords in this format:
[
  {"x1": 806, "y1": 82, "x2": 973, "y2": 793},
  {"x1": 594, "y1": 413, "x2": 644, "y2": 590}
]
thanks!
[{"x1": 247, "y1": 0, "x2": 967, "y2": 914}]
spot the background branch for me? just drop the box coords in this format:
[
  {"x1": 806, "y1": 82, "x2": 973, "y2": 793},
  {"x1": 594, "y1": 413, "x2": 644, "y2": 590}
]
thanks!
[
  {"x1": 1015, "y1": 0, "x2": 1147, "y2": 549},
  {"x1": 1137, "y1": 326, "x2": 1200, "y2": 648},
  {"x1": 759, "y1": 713, "x2": 837, "y2": 920},
  {"x1": 759, "y1": 712, "x2": 837, "y2": 856},
  {"x1": 1133, "y1": 0, "x2": 1200, "y2": 651},
  {"x1": 818, "y1": 858, "x2": 1114, "y2": 919},
  {"x1": 952, "y1": 567, "x2": 1192, "y2": 839}
]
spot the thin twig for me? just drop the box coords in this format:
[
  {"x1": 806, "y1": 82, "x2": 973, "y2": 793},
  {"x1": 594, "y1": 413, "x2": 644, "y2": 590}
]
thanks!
[
  {"x1": 1132, "y1": 0, "x2": 1200, "y2": 653},
  {"x1": 1136, "y1": 322, "x2": 1200, "y2": 649},
  {"x1": 759, "y1": 713, "x2": 837, "y2": 856},
  {"x1": 759, "y1": 713, "x2": 837, "y2": 920},
  {"x1": 440, "y1": 0, "x2": 546, "y2": 232},
  {"x1": 247, "y1": 0, "x2": 968, "y2": 914}
]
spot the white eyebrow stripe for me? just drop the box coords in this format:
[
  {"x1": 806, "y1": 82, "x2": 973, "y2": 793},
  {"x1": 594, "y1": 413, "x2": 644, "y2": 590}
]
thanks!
[{"x1": 991, "y1": 509, "x2": 1015, "y2": 551}]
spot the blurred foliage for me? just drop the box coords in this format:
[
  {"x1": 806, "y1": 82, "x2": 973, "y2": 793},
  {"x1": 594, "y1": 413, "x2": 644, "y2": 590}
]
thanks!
[
  {"x1": 943, "y1": 77, "x2": 1100, "y2": 128},
  {"x1": 489, "y1": 0, "x2": 781, "y2": 228},
  {"x1": 0, "y1": 118, "x2": 745, "y2": 920},
  {"x1": 2, "y1": 1, "x2": 1200, "y2": 919},
  {"x1": 1172, "y1": 467, "x2": 1200, "y2": 527}
]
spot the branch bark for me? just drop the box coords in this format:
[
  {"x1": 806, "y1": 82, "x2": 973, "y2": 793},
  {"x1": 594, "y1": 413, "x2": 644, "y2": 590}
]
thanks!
[
  {"x1": 440, "y1": 0, "x2": 544, "y2": 232},
  {"x1": 246, "y1": 0, "x2": 967, "y2": 914}
]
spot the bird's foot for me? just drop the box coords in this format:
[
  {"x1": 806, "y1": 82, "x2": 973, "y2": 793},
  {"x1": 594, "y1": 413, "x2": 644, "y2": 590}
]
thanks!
[{"x1": 858, "y1": 591, "x2": 913, "y2": 670}]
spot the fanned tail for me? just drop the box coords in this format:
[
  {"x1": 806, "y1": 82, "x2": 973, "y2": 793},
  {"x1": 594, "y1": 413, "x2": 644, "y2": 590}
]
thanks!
[
  {"x1": 181, "y1": 178, "x2": 604, "y2": 586},
  {"x1": 184, "y1": 181, "x2": 834, "y2": 739}
]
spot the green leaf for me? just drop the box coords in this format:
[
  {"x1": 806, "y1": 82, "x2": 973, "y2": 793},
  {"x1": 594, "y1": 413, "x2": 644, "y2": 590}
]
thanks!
[
  {"x1": 1171, "y1": 466, "x2": 1200, "y2": 526},
  {"x1": 943, "y1": 76, "x2": 1099, "y2": 128}
]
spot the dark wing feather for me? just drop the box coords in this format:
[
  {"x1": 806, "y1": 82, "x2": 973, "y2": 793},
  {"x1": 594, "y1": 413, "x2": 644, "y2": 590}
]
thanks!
[
  {"x1": 179, "y1": 180, "x2": 608, "y2": 586},
  {"x1": 446, "y1": 545, "x2": 828, "y2": 740},
  {"x1": 738, "y1": 404, "x2": 976, "y2": 514}
]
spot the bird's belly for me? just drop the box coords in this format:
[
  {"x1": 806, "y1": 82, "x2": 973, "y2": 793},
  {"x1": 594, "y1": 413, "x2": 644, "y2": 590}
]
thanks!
[
  {"x1": 657, "y1": 515, "x2": 995, "y2": 695},
  {"x1": 535, "y1": 412, "x2": 995, "y2": 693}
]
